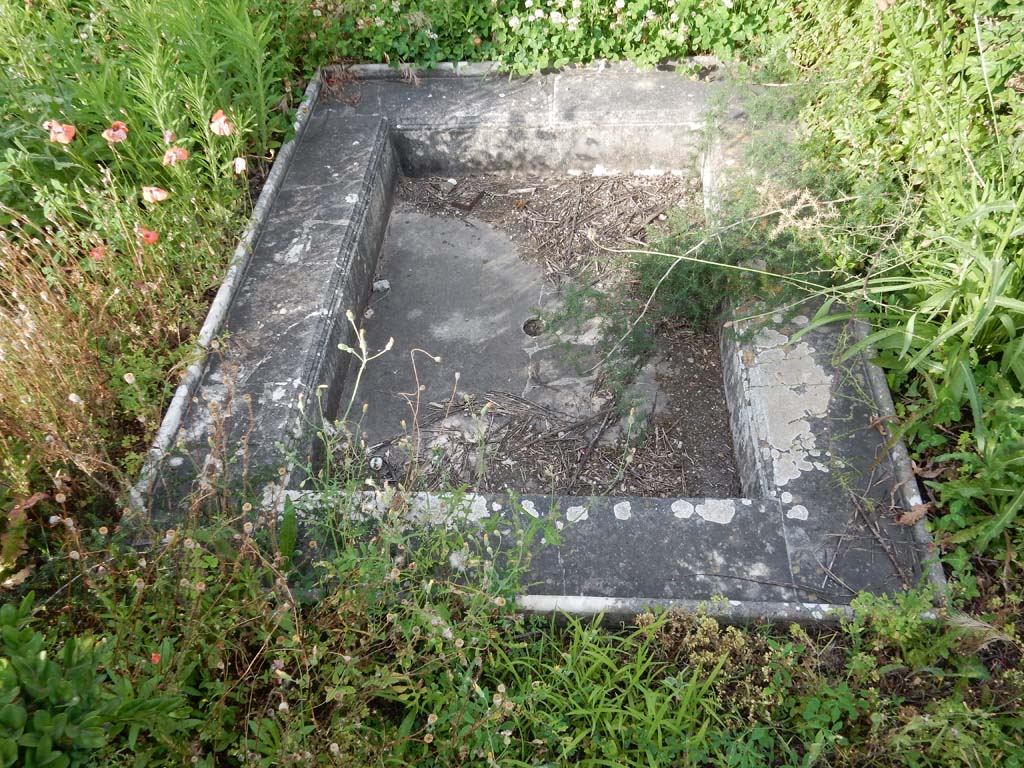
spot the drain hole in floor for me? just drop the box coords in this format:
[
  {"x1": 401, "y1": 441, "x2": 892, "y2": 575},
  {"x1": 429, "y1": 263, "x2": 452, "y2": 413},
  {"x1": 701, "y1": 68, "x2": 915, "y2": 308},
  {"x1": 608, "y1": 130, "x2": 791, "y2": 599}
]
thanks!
[{"x1": 523, "y1": 317, "x2": 544, "y2": 336}]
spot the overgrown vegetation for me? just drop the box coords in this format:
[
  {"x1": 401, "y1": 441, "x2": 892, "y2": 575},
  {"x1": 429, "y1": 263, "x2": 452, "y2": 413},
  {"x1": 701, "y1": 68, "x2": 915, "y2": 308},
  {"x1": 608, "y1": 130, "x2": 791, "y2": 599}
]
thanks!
[
  {"x1": 3, "y1": 478, "x2": 1021, "y2": 766},
  {"x1": 2, "y1": 0, "x2": 1023, "y2": 764},
  {"x1": 779, "y1": 0, "x2": 1024, "y2": 590}
]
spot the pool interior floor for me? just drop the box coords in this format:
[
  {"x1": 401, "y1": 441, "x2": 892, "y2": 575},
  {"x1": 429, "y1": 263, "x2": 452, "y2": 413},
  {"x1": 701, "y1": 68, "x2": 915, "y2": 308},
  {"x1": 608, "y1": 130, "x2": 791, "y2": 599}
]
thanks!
[{"x1": 338, "y1": 175, "x2": 739, "y2": 497}]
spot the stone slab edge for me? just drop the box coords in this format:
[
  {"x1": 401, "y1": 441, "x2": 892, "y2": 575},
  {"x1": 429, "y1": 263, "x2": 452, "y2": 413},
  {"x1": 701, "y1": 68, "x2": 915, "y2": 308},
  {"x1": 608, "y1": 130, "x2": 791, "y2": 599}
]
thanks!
[
  {"x1": 337, "y1": 57, "x2": 721, "y2": 80},
  {"x1": 516, "y1": 595, "x2": 851, "y2": 626},
  {"x1": 270, "y1": 488, "x2": 925, "y2": 626},
  {"x1": 290, "y1": 118, "x2": 399, "y2": 477},
  {"x1": 129, "y1": 75, "x2": 323, "y2": 514},
  {"x1": 855, "y1": 320, "x2": 948, "y2": 601}
]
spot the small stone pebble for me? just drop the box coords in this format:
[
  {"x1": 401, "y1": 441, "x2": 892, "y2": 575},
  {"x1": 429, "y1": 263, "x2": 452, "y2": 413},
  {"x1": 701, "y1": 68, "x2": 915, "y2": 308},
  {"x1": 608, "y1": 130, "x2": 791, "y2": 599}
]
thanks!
[{"x1": 372, "y1": 279, "x2": 390, "y2": 292}]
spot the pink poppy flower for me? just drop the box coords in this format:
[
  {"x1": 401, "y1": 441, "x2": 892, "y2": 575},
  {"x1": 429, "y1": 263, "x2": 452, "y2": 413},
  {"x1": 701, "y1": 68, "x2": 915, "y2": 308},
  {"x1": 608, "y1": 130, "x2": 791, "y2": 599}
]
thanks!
[
  {"x1": 89, "y1": 246, "x2": 106, "y2": 261},
  {"x1": 162, "y1": 130, "x2": 175, "y2": 144},
  {"x1": 162, "y1": 146, "x2": 189, "y2": 166},
  {"x1": 43, "y1": 120, "x2": 76, "y2": 144},
  {"x1": 101, "y1": 121, "x2": 128, "y2": 144},
  {"x1": 150, "y1": 652, "x2": 161, "y2": 664},
  {"x1": 209, "y1": 109, "x2": 234, "y2": 136},
  {"x1": 138, "y1": 227, "x2": 160, "y2": 245},
  {"x1": 142, "y1": 186, "x2": 169, "y2": 203}
]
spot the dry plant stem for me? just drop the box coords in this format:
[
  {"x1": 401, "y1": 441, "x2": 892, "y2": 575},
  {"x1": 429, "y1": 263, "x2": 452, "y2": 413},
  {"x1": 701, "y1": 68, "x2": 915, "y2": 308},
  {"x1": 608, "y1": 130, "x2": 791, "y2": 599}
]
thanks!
[
  {"x1": 396, "y1": 348, "x2": 443, "y2": 475},
  {"x1": 339, "y1": 309, "x2": 394, "y2": 425}
]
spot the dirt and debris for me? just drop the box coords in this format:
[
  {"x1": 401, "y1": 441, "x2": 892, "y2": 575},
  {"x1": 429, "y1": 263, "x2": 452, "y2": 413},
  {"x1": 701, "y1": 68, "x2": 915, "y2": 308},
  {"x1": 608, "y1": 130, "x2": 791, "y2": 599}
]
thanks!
[
  {"x1": 403, "y1": 320, "x2": 739, "y2": 498},
  {"x1": 394, "y1": 173, "x2": 701, "y2": 282}
]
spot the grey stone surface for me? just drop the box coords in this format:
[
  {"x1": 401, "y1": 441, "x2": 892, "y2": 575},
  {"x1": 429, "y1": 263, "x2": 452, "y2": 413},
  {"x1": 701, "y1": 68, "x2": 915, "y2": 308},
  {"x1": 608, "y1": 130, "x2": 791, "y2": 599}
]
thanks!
[
  {"x1": 130, "y1": 76, "x2": 324, "y2": 518},
  {"x1": 325, "y1": 65, "x2": 714, "y2": 174},
  {"x1": 281, "y1": 487, "x2": 864, "y2": 624},
  {"x1": 519, "y1": 496, "x2": 797, "y2": 603},
  {"x1": 342, "y1": 211, "x2": 553, "y2": 442},
  {"x1": 721, "y1": 308, "x2": 933, "y2": 599}
]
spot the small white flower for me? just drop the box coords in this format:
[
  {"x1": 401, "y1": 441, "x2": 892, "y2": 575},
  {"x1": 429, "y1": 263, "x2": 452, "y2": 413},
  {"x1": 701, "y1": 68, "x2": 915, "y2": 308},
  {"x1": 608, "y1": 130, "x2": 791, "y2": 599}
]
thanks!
[
  {"x1": 312, "y1": 8, "x2": 321, "y2": 16},
  {"x1": 449, "y1": 549, "x2": 469, "y2": 572},
  {"x1": 524, "y1": 0, "x2": 532, "y2": 6},
  {"x1": 533, "y1": 8, "x2": 544, "y2": 17},
  {"x1": 615, "y1": 0, "x2": 625, "y2": 9},
  {"x1": 550, "y1": 9, "x2": 564, "y2": 23},
  {"x1": 670, "y1": 12, "x2": 678, "y2": 22},
  {"x1": 68, "y1": 393, "x2": 82, "y2": 405},
  {"x1": 645, "y1": 9, "x2": 655, "y2": 19},
  {"x1": 122, "y1": 372, "x2": 136, "y2": 385},
  {"x1": 233, "y1": 156, "x2": 246, "y2": 175},
  {"x1": 507, "y1": 15, "x2": 520, "y2": 27},
  {"x1": 722, "y1": 0, "x2": 733, "y2": 7}
]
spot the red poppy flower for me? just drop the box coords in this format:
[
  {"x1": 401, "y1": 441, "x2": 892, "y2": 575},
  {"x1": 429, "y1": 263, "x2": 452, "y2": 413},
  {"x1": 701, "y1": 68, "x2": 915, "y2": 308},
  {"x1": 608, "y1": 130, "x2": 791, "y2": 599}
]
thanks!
[
  {"x1": 209, "y1": 109, "x2": 234, "y2": 137},
  {"x1": 102, "y1": 121, "x2": 128, "y2": 144},
  {"x1": 43, "y1": 120, "x2": 76, "y2": 144},
  {"x1": 138, "y1": 227, "x2": 159, "y2": 245},
  {"x1": 89, "y1": 246, "x2": 106, "y2": 261},
  {"x1": 142, "y1": 186, "x2": 169, "y2": 203},
  {"x1": 162, "y1": 146, "x2": 189, "y2": 166},
  {"x1": 150, "y1": 652, "x2": 161, "y2": 664}
]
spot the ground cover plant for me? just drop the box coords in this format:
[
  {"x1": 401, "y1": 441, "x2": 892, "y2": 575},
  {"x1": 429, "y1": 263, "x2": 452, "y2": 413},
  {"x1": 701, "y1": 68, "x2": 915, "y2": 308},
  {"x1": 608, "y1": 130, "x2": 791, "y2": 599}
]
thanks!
[{"x1": 1, "y1": 0, "x2": 1023, "y2": 765}]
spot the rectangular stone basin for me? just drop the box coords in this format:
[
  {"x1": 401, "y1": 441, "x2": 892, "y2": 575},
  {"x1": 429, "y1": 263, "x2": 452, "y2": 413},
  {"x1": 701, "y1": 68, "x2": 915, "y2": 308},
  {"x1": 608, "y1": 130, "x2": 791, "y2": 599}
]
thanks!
[{"x1": 141, "y1": 63, "x2": 945, "y2": 623}]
